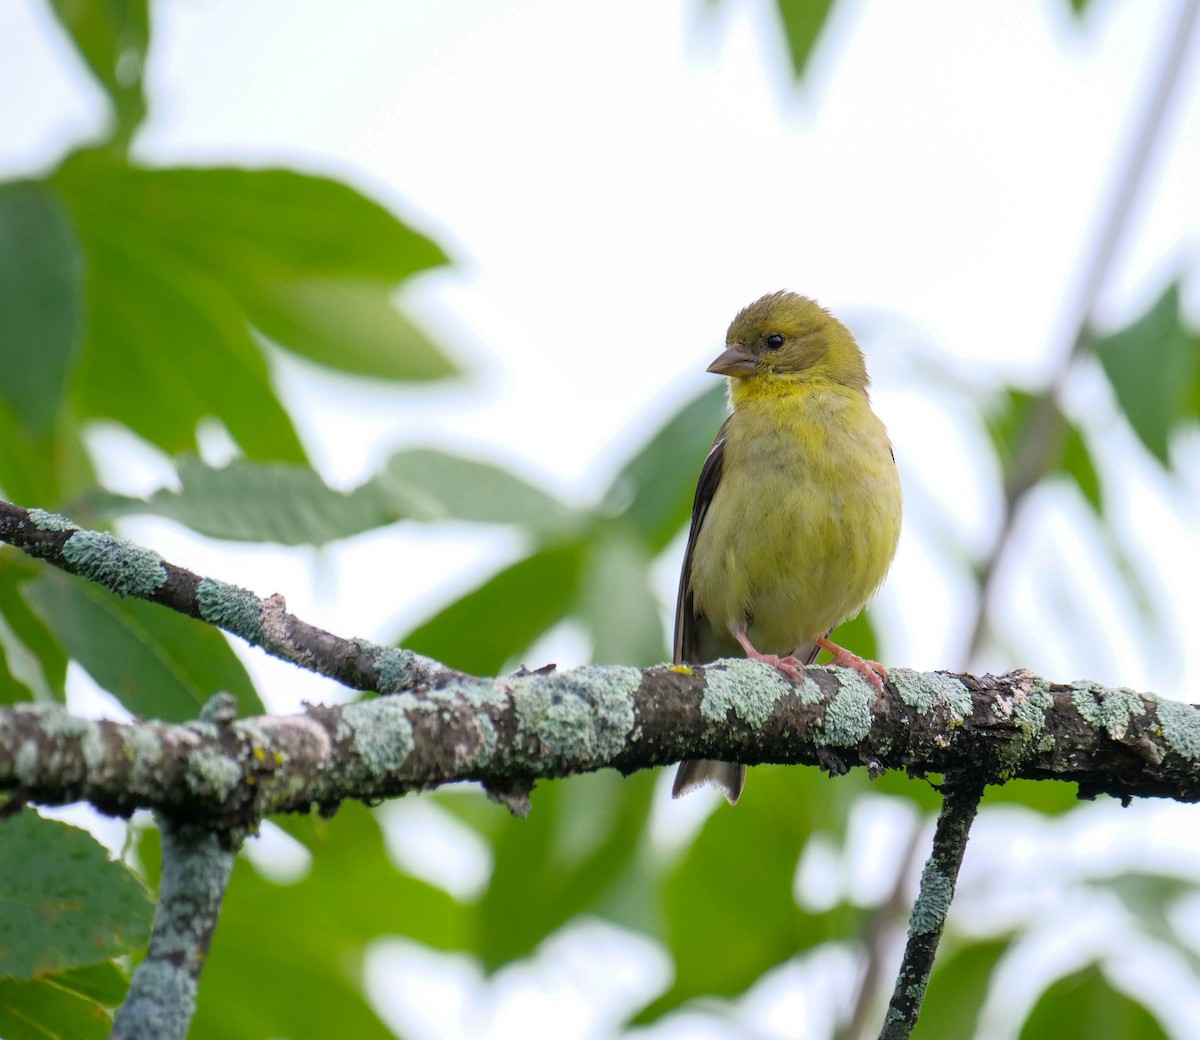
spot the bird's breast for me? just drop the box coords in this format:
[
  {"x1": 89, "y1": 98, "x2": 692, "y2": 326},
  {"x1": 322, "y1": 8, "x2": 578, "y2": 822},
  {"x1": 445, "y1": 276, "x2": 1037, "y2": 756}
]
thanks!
[{"x1": 689, "y1": 388, "x2": 902, "y2": 654}]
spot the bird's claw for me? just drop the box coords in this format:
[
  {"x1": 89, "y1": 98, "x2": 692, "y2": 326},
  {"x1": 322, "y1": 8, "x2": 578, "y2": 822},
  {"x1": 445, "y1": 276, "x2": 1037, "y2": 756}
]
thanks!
[
  {"x1": 753, "y1": 652, "x2": 806, "y2": 682},
  {"x1": 817, "y1": 637, "x2": 887, "y2": 695}
]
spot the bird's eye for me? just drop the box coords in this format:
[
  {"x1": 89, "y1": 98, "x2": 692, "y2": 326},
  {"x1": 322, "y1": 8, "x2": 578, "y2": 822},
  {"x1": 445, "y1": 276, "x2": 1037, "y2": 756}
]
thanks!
[{"x1": 765, "y1": 333, "x2": 785, "y2": 350}]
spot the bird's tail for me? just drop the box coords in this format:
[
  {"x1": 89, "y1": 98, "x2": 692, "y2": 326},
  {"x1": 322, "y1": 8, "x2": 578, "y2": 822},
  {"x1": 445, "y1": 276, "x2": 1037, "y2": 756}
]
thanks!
[{"x1": 672, "y1": 759, "x2": 747, "y2": 804}]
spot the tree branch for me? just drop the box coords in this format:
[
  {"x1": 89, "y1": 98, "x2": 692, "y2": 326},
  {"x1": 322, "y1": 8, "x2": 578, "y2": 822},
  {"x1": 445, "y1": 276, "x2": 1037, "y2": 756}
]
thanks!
[
  {"x1": 0, "y1": 499, "x2": 462, "y2": 694},
  {"x1": 4, "y1": 498, "x2": 1200, "y2": 824},
  {"x1": 5, "y1": 500, "x2": 1200, "y2": 1040},
  {"x1": 2, "y1": 665, "x2": 1199, "y2": 825},
  {"x1": 110, "y1": 819, "x2": 240, "y2": 1040},
  {"x1": 878, "y1": 780, "x2": 984, "y2": 1040}
]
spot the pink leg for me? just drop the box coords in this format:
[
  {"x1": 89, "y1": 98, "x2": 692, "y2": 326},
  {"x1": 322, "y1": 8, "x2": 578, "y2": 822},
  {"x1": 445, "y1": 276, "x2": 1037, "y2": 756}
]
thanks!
[
  {"x1": 732, "y1": 628, "x2": 808, "y2": 682},
  {"x1": 815, "y1": 636, "x2": 888, "y2": 694}
]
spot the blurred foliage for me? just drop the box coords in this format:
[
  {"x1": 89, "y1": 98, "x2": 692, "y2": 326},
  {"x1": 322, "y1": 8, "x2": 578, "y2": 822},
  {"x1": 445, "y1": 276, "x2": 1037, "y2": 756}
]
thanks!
[
  {"x1": 1020, "y1": 964, "x2": 1170, "y2": 1040},
  {"x1": 1, "y1": 1, "x2": 1199, "y2": 1038}
]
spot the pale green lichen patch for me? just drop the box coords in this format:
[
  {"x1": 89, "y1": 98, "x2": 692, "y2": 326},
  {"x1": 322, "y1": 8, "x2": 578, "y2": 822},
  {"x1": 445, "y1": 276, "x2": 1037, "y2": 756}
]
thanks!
[
  {"x1": 928, "y1": 672, "x2": 973, "y2": 720},
  {"x1": 80, "y1": 725, "x2": 108, "y2": 776},
  {"x1": 509, "y1": 665, "x2": 639, "y2": 769},
  {"x1": 820, "y1": 674, "x2": 875, "y2": 747},
  {"x1": 197, "y1": 578, "x2": 263, "y2": 644},
  {"x1": 889, "y1": 668, "x2": 933, "y2": 713},
  {"x1": 35, "y1": 706, "x2": 91, "y2": 740},
  {"x1": 27, "y1": 509, "x2": 76, "y2": 532},
  {"x1": 1011, "y1": 683, "x2": 1054, "y2": 738},
  {"x1": 371, "y1": 646, "x2": 417, "y2": 694},
  {"x1": 123, "y1": 727, "x2": 166, "y2": 790},
  {"x1": 12, "y1": 706, "x2": 94, "y2": 782},
  {"x1": 1071, "y1": 682, "x2": 1147, "y2": 738},
  {"x1": 887, "y1": 669, "x2": 972, "y2": 719},
  {"x1": 701, "y1": 659, "x2": 793, "y2": 727},
  {"x1": 459, "y1": 680, "x2": 508, "y2": 713},
  {"x1": 797, "y1": 674, "x2": 824, "y2": 706},
  {"x1": 185, "y1": 747, "x2": 243, "y2": 801},
  {"x1": 14, "y1": 740, "x2": 40, "y2": 784},
  {"x1": 1156, "y1": 698, "x2": 1200, "y2": 759},
  {"x1": 62, "y1": 530, "x2": 166, "y2": 598},
  {"x1": 908, "y1": 863, "x2": 953, "y2": 936},
  {"x1": 341, "y1": 696, "x2": 415, "y2": 777},
  {"x1": 117, "y1": 960, "x2": 197, "y2": 1038}
]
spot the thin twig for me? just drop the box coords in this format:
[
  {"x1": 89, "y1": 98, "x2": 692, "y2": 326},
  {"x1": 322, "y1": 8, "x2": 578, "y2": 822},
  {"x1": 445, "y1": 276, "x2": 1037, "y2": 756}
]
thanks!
[
  {"x1": 0, "y1": 498, "x2": 464, "y2": 693},
  {"x1": 877, "y1": 780, "x2": 985, "y2": 1040},
  {"x1": 965, "y1": 0, "x2": 1200, "y2": 663},
  {"x1": 110, "y1": 818, "x2": 241, "y2": 1040}
]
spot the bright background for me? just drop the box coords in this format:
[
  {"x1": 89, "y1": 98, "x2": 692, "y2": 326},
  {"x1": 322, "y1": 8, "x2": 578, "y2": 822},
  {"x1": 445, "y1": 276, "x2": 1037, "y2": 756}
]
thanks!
[{"x1": 4, "y1": 1, "x2": 1200, "y2": 1037}]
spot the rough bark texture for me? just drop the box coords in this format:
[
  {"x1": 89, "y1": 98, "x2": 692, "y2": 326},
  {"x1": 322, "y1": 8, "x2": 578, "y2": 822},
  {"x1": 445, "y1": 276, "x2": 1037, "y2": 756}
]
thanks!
[{"x1": 3, "y1": 666, "x2": 1199, "y2": 827}]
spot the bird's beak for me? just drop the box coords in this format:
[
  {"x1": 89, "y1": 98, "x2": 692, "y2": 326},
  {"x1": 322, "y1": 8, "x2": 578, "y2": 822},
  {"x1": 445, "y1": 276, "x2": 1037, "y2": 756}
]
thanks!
[{"x1": 706, "y1": 345, "x2": 759, "y2": 378}]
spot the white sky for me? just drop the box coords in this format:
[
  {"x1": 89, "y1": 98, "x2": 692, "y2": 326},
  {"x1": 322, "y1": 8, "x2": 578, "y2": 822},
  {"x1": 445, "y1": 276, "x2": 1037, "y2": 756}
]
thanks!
[{"x1": 5, "y1": 0, "x2": 1200, "y2": 1036}]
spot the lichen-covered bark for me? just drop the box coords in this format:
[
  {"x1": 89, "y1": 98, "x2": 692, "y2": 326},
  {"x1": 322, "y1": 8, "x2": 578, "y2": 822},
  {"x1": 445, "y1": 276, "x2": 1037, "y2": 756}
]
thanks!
[
  {"x1": 2, "y1": 665, "x2": 1199, "y2": 826},
  {"x1": 880, "y1": 781, "x2": 984, "y2": 1040},
  {"x1": 5, "y1": 499, "x2": 1200, "y2": 1040},
  {"x1": 110, "y1": 820, "x2": 239, "y2": 1040},
  {"x1": 0, "y1": 500, "x2": 461, "y2": 694}
]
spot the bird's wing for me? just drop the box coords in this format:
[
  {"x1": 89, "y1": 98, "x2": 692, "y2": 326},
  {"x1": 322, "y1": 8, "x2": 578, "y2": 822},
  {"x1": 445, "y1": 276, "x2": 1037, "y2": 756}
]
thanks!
[{"x1": 673, "y1": 420, "x2": 728, "y2": 664}]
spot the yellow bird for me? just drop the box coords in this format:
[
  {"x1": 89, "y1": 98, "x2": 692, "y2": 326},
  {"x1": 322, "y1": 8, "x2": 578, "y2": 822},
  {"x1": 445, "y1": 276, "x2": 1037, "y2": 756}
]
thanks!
[{"x1": 672, "y1": 291, "x2": 902, "y2": 804}]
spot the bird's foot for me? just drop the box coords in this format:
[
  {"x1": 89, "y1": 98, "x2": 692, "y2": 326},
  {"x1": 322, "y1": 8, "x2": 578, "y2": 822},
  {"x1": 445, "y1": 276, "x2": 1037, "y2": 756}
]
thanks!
[
  {"x1": 733, "y1": 629, "x2": 807, "y2": 682},
  {"x1": 815, "y1": 637, "x2": 887, "y2": 694}
]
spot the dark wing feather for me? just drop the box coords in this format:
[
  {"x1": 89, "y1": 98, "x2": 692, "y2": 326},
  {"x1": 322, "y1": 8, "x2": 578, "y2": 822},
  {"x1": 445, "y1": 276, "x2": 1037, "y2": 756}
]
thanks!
[{"x1": 673, "y1": 421, "x2": 728, "y2": 664}]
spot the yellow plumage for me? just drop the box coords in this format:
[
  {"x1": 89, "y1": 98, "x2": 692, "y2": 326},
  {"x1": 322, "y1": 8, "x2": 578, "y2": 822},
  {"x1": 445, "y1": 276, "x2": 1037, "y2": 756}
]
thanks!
[{"x1": 672, "y1": 292, "x2": 902, "y2": 804}]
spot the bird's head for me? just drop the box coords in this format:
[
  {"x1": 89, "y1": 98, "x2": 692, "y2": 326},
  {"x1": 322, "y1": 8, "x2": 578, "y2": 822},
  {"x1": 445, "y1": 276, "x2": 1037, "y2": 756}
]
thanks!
[{"x1": 708, "y1": 291, "x2": 869, "y2": 393}]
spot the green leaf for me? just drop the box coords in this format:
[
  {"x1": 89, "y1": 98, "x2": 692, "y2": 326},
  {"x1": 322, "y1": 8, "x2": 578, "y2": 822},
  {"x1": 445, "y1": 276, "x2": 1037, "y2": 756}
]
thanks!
[
  {"x1": 48, "y1": 961, "x2": 130, "y2": 1006},
  {"x1": 0, "y1": 975, "x2": 112, "y2": 1039},
  {"x1": 985, "y1": 387, "x2": 1103, "y2": 510},
  {"x1": 378, "y1": 449, "x2": 576, "y2": 533},
  {"x1": 603, "y1": 383, "x2": 727, "y2": 553},
  {"x1": 1092, "y1": 282, "x2": 1198, "y2": 466},
  {"x1": 49, "y1": 154, "x2": 457, "y2": 460},
  {"x1": 50, "y1": 171, "x2": 306, "y2": 460},
  {"x1": 22, "y1": 570, "x2": 263, "y2": 721},
  {"x1": 981, "y1": 779, "x2": 1081, "y2": 815},
  {"x1": 52, "y1": 162, "x2": 447, "y2": 285},
  {"x1": 0, "y1": 558, "x2": 68, "y2": 704},
  {"x1": 97, "y1": 456, "x2": 399, "y2": 545},
  {"x1": 636, "y1": 767, "x2": 866, "y2": 1021},
  {"x1": 1060, "y1": 417, "x2": 1103, "y2": 513},
  {"x1": 1020, "y1": 963, "x2": 1168, "y2": 1039},
  {"x1": 246, "y1": 278, "x2": 457, "y2": 381},
  {"x1": 869, "y1": 770, "x2": 944, "y2": 811},
  {"x1": 773, "y1": 0, "x2": 837, "y2": 78},
  {"x1": 0, "y1": 183, "x2": 84, "y2": 435},
  {"x1": 0, "y1": 960, "x2": 130, "y2": 1039},
  {"x1": 95, "y1": 450, "x2": 575, "y2": 545},
  {"x1": 0, "y1": 811, "x2": 152, "y2": 980},
  {"x1": 479, "y1": 770, "x2": 656, "y2": 970},
  {"x1": 578, "y1": 525, "x2": 666, "y2": 667},
  {"x1": 0, "y1": 637, "x2": 26, "y2": 705},
  {"x1": 400, "y1": 541, "x2": 586, "y2": 675},
  {"x1": 48, "y1": 0, "x2": 149, "y2": 135},
  {"x1": 919, "y1": 939, "x2": 1010, "y2": 1039},
  {"x1": 183, "y1": 803, "x2": 467, "y2": 1040},
  {"x1": 0, "y1": 400, "x2": 96, "y2": 510}
]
